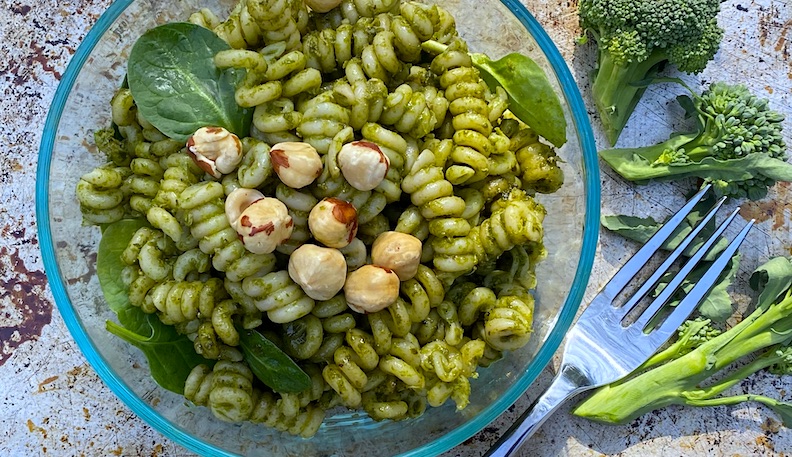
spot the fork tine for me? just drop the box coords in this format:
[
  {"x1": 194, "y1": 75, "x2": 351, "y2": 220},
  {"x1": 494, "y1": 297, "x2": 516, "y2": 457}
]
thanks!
[
  {"x1": 614, "y1": 196, "x2": 728, "y2": 320},
  {"x1": 649, "y1": 218, "x2": 754, "y2": 343},
  {"x1": 602, "y1": 185, "x2": 712, "y2": 299},
  {"x1": 633, "y1": 207, "x2": 743, "y2": 330}
]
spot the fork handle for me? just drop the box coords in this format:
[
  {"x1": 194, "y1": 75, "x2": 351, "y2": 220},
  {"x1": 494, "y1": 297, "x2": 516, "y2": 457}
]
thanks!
[{"x1": 483, "y1": 365, "x2": 593, "y2": 457}]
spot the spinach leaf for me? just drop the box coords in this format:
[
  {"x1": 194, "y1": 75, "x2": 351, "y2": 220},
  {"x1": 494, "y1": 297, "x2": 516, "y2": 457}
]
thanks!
[
  {"x1": 97, "y1": 219, "x2": 207, "y2": 394},
  {"x1": 421, "y1": 40, "x2": 567, "y2": 148},
  {"x1": 127, "y1": 22, "x2": 252, "y2": 141},
  {"x1": 97, "y1": 219, "x2": 149, "y2": 313},
  {"x1": 105, "y1": 315, "x2": 207, "y2": 394},
  {"x1": 470, "y1": 52, "x2": 567, "y2": 148},
  {"x1": 237, "y1": 327, "x2": 311, "y2": 393}
]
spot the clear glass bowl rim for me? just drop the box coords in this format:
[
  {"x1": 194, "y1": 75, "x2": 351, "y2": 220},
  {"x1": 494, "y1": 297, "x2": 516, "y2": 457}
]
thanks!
[{"x1": 36, "y1": 0, "x2": 600, "y2": 455}]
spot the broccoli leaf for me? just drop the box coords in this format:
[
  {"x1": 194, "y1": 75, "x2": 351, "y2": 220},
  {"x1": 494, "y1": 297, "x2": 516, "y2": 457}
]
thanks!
[
  {"x1": 600, "y1": 194, "x2": 729, "y2": 261},
  {"x1": 750, "y1": 256, "x2": 792, "y2": 310},
  {"x1": 601, "y1": 194, "x2": 738, "y2": 320},
  {"x1": 697, "y1": 254, "x2": 740, "y2": 321},
  {"x1": 766, "y1": 402, "x2": 792, "y2": 428},
  {"x1": 650, "y1": 254, "x2": 738, "y2": 322},
  {"x1": 600, "y1": 214, "x2": 659, "y2": 241}
]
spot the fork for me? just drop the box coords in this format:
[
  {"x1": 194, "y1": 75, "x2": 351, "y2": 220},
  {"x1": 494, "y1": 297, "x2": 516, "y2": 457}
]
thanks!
[{"x1": 484, "y1": 185, "x2": 755, "y2": 457}]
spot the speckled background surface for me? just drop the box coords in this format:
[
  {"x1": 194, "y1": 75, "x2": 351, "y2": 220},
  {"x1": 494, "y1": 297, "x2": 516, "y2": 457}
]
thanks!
[{"x1": 2, "y1": 0, "x2": 791, "y2": 456}]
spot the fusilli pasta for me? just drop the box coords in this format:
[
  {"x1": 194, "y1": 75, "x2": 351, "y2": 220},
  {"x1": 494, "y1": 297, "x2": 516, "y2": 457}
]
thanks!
[{"x1": 80, "y1": 0, "x2": 563, "y2": 439}]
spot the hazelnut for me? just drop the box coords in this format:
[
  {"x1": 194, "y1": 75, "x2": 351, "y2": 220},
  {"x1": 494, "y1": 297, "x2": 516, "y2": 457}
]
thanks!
[
  {"x1": 270, "y1": 141, "x2": 323, "y2": 189},
  {"x1": 225, "y1": 188, "x2": 265, "y2": 226},
  {"x1": 304, "y1": 0, "x2": 343, "y2": 13},
  {"x1": 371, "y1": 231, "x2": 422, "y2": 280},
  {"x1": 308, "y1": 197, "x2": 358, "y2": 248},
  {"x1": 344, "y1": 265, "x2": 400, "y2": 314},
  {"x1": 225, "y1": 188, "x2": 293, "y2": 254},
  {"x1": 337, "y1": 141, "x2": 390, "y2": 191},
  {"x1": 186, "y1": 126, "x2": 243, "y2": 179},
  {"x1": 288, "y1": 244, "x2": 347, "y2": 301}
]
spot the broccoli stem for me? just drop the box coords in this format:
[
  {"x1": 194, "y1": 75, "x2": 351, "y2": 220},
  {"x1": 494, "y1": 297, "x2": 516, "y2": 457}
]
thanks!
[
  {"x1": 674, "y1": 114, "x2": 722, "y2": 163},
  {"x1": 681, "y1": 139, "x2": 721, "y2": 163},
  {"x1": 591, "y1": 48, "x2": 667, "y2": 146},
  {"x1": 684, "y1": 393, "x2": 783, "y2": 408},
  {"x1": 682, "y1": 391, "x2": 792, "y2": 429},
  {"x1": 572, "y1": 292, "x2": 792, "y2": 424},
  {"x1": 598, "y1": 134, "x2": 695, "y2": 179},
  {"x1": 681, "y1": 346, "x2": 788, "y2": 402}
]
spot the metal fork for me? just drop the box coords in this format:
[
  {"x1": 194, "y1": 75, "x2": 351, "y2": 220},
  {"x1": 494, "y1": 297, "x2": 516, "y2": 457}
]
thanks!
[{"x1": 484, "y1": 185, "x2": 755, "y2": 457}]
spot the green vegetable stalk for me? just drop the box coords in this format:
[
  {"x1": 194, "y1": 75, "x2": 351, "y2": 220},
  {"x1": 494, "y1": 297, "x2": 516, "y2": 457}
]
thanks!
[
  {"x1": 578, "y1": 0, "x2": 724, "y2": 145},
  {"x1": 573, "y1": 256, "x2": 792, "y2": 427},
  {"x1": 599, "y1": 79, "x2": 792, "y2": 201}
]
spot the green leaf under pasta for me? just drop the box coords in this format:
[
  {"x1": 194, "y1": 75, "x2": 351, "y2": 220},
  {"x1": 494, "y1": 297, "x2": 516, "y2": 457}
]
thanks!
[
  {"x1": 97, "y1": 218, "x2": 150, "y2": 314},
  {"x1": 98, "y1": 218, "x2": 208, "y2": 394}
]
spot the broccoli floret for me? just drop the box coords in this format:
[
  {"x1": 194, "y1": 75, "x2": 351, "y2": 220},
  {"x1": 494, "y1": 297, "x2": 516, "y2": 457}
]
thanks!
[
  {"x1": 600, "y1": 80, "x2": 792, "y2": 200},
  {"x1": 573, "y1": 256, "x2": 792, "y2": 428},
  {"x1": 578, "y1": 0, "x2": 724, "y2": 145},
  {"x1": 768, "y1": 347, "x2": 792, "y2": 376},
  {"x1": 641, "y1": 318, "x2": 721, "y2": 368}
]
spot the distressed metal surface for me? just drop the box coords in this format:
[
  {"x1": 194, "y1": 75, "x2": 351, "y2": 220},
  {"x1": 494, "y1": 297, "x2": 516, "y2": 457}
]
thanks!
[{"x1": 1, "y1": 0, "x2": 790, "y2": 455}]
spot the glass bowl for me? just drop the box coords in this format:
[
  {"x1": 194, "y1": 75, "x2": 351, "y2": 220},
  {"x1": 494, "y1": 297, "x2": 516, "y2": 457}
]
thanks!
[{"x1": 36, "y1": 0, "x2": 599, "y2": 455}]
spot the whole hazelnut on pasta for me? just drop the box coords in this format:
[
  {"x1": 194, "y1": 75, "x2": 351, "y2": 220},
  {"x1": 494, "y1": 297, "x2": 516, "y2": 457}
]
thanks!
[
  {"x1": 225, "y1": 188, "x2": 293, "y2": 254},
  {"x1": 225, "y1": 188, "x2": 263, "y2": 224},
  {"x1": 371, "y1": 231, "x2": 422, "y2": 281},
  {"x1": 308, "y1": 197, "x2": 358, "y2": 248},
  {"x1": 344, "y1": 265, "x2": 400, "y2": 313},
  {"x1": 304, "y1": 0, "x2": 343, "y2": 13},
  {"x1": 337, "y1": 141, "x2": 390, "y2": 191},
  {"x1": 269, "y1": 141, "x2": 323, "y2": 189},
  {"x1": 186, "y1": 126, "x2": 243, "y2": 179},
  {"x1": 288, "y1": 244, "x2": 347, "y2": 301}
]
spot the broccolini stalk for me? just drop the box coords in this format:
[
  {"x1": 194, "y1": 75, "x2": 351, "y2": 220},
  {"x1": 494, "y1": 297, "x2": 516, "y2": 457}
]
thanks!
[
  {"x1": 600, "y1": 80, "x2": 792, "y2": 200},
  {"x1": 573, "y1": 257, "x2": 792, "y2": 426},
  {"x1": 579, "y1": 0, "x2": 724, "y2": 145}
]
